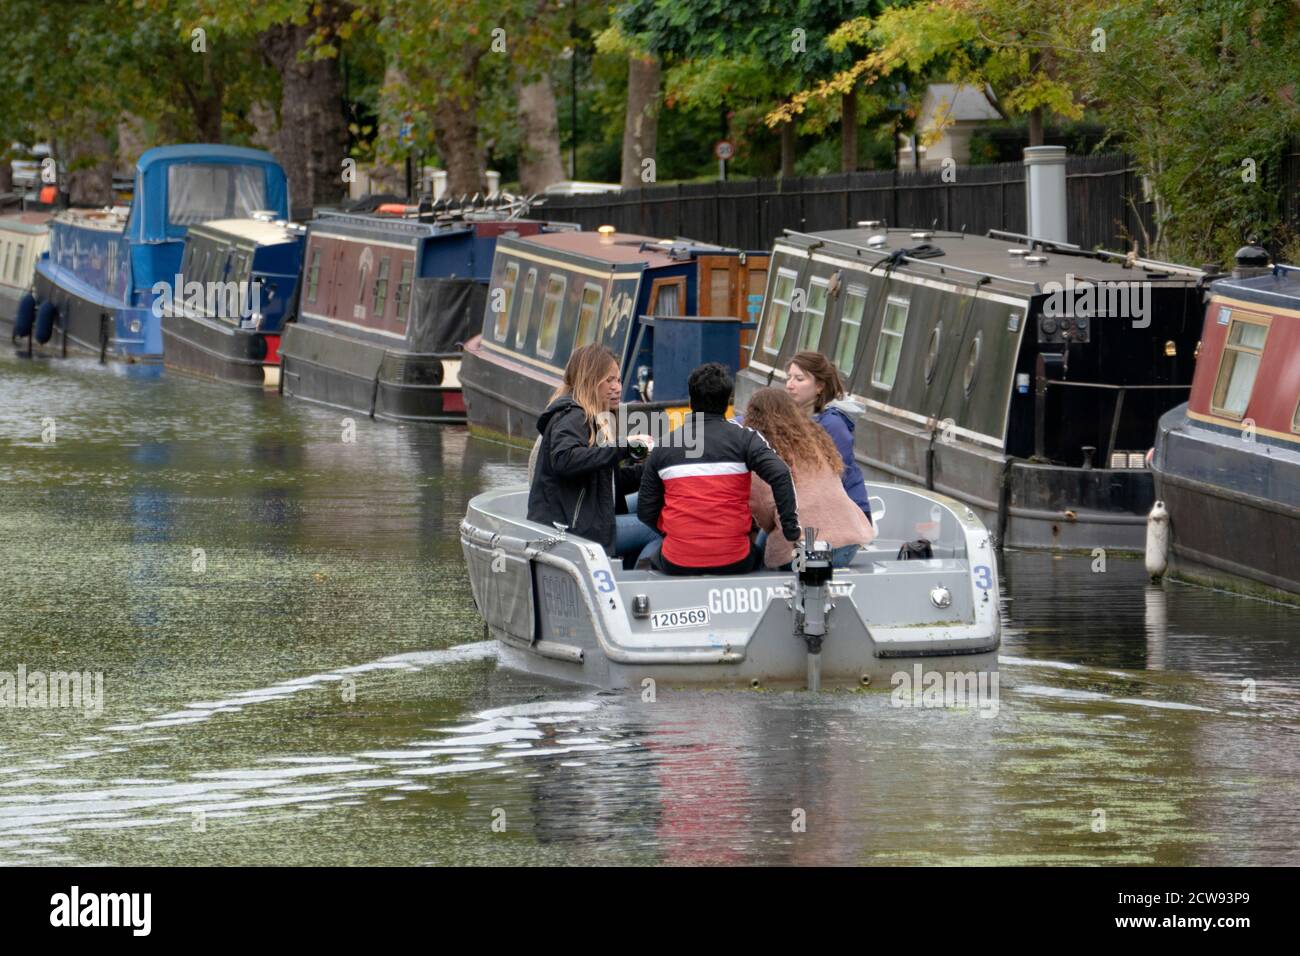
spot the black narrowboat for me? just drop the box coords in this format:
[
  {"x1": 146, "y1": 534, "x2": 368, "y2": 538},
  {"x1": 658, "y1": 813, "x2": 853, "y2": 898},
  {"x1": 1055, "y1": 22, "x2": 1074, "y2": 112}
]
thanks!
[
  {"x1": 278, "y1": 208, "x2": 550, "y2": 423},
  {"x1": 1150, "y1": 246, "x2": 1300, "y2": 601},
  {"x1": 734, "y1": 226, "x2": 1210, "y2": 552},
  {"x1": 460, "y1": 228, "x2": 769, "y2": 445},
  {"x1": 161, "y1": 214, "x2": 306, "y2": 387}
]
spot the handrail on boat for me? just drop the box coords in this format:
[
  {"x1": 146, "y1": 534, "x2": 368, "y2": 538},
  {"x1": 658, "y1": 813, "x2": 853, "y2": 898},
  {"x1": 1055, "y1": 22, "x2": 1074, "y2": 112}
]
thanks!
[
  {"x1": 986, "y1": 228, "x2": 1207, "y2": 277},
  {"x1": 781, "y1": 229, "x2": 1042, "y2": 292}
]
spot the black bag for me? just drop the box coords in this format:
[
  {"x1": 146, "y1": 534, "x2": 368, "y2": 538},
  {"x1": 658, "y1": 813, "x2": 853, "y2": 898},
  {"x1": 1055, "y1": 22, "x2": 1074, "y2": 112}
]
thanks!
[{"x1": 897, "y1": 538, "x2": 933, "y2": 560}]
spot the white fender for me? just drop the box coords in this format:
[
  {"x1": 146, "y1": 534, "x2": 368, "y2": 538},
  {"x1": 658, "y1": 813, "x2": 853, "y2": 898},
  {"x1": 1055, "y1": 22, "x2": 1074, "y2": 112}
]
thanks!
[{"x1": 1145, "y1": 500, "x2": 1169, "y2": 579}]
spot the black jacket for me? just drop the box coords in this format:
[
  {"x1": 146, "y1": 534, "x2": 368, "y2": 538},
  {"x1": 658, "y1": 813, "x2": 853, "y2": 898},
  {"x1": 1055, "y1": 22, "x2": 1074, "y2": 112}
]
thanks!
[
  {"x1": 639, "y1": 412, "x2": 801, "y2": 568},
  {"x1": 527, "y1": 396, "x2": 642, "y2": 553}
]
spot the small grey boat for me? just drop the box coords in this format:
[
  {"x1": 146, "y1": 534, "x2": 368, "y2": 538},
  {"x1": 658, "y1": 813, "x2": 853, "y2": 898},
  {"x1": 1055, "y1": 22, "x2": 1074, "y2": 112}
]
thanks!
[{"x1": 460, "y1": 481, "x2": 1000, "y2": 690}]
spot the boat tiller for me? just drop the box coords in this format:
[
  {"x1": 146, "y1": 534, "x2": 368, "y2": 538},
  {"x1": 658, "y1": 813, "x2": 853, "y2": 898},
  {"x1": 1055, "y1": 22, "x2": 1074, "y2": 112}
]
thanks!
[{"x1": 792, "y1": 527, "x2": 835, "y2": 692}]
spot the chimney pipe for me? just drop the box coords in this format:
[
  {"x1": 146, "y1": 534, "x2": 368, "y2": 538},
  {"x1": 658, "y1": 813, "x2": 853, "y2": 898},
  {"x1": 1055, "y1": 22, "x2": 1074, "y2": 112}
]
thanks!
[{"x1": 1023, "y1": 146, "x2": 1068, "y2": 244}]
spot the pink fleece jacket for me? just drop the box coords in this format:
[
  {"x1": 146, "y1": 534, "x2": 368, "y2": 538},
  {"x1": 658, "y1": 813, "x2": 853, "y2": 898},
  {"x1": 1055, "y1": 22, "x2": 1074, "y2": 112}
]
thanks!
[{"x1": 750, "y1": 464, "x2": 876, "y2": 568}]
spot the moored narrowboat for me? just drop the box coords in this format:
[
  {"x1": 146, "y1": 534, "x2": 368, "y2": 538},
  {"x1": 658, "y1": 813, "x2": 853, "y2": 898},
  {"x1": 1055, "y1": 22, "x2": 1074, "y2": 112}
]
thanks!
[
  {"x1": 0, "y1": 211, "x2": 51, "y2": 342},
  {"x1": 1150, "y1": 246, "x2": 1300, "y2": 602},
  {"x1": 29, "y1": 144, "x2": 288, "y2": 363},
  {"x1": 160, "y1": 214, "x2": 306, "y2": 388},
  {"x1": 460, "y1": 228, "x2": 769, "y2": 446},
  {"x1": 735, "y1": 225, "x2": 1210, "y2": 552},
  {"x1": 278, "y1": 209, "x2": 551, "y2": 423}
]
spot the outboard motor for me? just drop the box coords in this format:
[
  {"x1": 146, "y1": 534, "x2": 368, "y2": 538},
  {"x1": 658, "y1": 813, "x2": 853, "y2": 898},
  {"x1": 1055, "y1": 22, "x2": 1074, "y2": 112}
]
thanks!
[{"x1": 792, "y1": 527, "x2": 835, "y2": 692}]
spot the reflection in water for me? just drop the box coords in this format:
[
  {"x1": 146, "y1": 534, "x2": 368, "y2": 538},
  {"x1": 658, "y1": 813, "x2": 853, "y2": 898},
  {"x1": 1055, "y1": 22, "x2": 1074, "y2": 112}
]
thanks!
[{"x1": 0, "y1": 348, "x2": 1297, "y2": 865}]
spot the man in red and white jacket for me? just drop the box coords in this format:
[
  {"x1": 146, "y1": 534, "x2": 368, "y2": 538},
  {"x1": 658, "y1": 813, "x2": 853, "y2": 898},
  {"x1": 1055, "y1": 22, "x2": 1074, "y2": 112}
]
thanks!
[{"x1": 638, "y1": 363, "x2": 801, "y2": 575}]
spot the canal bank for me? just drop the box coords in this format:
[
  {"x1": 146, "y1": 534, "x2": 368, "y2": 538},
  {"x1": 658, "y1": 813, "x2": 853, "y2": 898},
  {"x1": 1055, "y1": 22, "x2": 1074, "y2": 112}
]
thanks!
[{"x1": 0, "y1": 347, "x2": 1297, "y2": 865}]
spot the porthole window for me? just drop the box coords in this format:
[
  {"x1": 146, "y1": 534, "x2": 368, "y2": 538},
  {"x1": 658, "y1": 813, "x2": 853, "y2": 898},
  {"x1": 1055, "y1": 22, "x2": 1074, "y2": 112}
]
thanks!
[
  {"x1": 924, "y1": 323, "x2": 942, "y2": 384},
  {"x1": 963, "y1": 332, "x2": 982, "y2": 396}
]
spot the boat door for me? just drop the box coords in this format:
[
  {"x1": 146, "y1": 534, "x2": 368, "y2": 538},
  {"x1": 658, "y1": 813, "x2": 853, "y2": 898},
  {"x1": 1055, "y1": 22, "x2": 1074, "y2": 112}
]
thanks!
[{"x1": 696, "y1": 253, "x2": 769, "y2": 367}]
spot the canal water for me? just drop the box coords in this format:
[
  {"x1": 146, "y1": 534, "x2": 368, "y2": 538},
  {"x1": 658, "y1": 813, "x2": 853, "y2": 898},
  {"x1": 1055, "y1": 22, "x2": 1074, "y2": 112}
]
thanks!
[{"x1": 1, "y1": 347, "x2": 1297, "y2": 866}]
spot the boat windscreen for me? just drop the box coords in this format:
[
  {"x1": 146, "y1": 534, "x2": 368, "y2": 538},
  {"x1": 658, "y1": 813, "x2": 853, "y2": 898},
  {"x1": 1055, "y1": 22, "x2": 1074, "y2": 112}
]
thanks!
[{"x1": 167, "y1": 164, "x2": 267, "y2": 226}]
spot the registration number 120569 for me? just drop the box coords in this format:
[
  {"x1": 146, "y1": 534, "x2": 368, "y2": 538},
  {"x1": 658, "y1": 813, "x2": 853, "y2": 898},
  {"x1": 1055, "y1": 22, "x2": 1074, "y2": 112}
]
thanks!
[{"x1": 650, "y1": 607, "x2": 710, "y2": 630}]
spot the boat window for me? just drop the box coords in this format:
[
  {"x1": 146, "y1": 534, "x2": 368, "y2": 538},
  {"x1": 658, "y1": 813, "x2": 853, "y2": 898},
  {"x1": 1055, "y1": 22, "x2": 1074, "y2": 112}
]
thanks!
[
  {"x1": 871, "y1": 296, "x2": 910, "y2": 390},
  {"x1": 537, "y1": 273, "x2": 567, "y2": 359},
  {"x1": 1, "y1": 242, "x2": 9, "y2": 282},
  {"x1": 514, "y1": 268, "x2": 538, "y2": 349},
  {"x1": 394, "y1": 260, "x2": 413, "y2": 319},
  {"x1": 963, "y1": 331, "x2": 982, "y2": 396},
  {"x1": 357, "y1": 259, "x2": 371, "y2": 313},
  {"x1": 649, "y1": 276, "x2": 685, "y2": 316},
  {"x1": 372, "y1": 257, "x2": 391, "y2": 318},
  {"x1": 167, "y1": 163, "x2": 266, "y2": 226},
  {"x1": 575, "y1": 283, "x2": 603, "y2": 346},
  {"x1": 762, "y1": 268, "x2": 799, "y2": 355},
  {"x1": 1211, "y1": 313, "x2": 1269, "y2": 419},
  {"x1": 924, "y1": 322, "x2": 942, "y2": 384},
  {"x1": 834, "y1": 287, "x2": 866, "y2": 374},
  {"x1": 494, "y1": 261, "x2": 520, "y2": 341},
  {"x1": 708, "y1": 265, "x2": 730, "y2": 315},
  {"x1": 1292, "y1": 396, "x2": 1300, "y2": 434},
  {"x1": 305, "y1": 247, "x2": 322, "y2": 302},
  {"x1": 799, "y1": 277, "x2": 829, "y2": 351}
]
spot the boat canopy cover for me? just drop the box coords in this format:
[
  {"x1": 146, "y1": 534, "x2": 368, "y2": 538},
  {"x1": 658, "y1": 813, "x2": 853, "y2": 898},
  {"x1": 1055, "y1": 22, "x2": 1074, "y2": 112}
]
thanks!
[
  {"x1": 128, "y1": 145, "x2": 289, "y2": 245},
  {"x1": 409, "y1": 277, "x2": 486, "y2": 352}
]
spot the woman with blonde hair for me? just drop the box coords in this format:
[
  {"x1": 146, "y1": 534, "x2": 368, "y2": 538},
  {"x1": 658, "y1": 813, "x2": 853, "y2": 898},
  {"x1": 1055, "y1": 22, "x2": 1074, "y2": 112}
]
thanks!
[
  {"x1": 527, "y1": 344, "x2": 656, "y2": 563},
  {"x1": 743, "y1": 387, "x2": 875, "y2": 569}
]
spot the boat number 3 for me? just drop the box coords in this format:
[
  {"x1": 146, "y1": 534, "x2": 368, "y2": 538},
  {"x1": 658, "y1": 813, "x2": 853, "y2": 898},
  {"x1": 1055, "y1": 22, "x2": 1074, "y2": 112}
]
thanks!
[
  {"x1": 973, "y1": 565, "x2": 993, "y2": 590},
  {"x1": 593, "y1": 570, "x2": 616, "y2": 593}
]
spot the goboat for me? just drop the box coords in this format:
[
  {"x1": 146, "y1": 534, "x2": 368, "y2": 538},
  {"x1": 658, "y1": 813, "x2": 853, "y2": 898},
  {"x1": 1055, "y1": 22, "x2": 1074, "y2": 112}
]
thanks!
[{"x1": 461, "y1": 480, "x2": 1001, "y2": 690}]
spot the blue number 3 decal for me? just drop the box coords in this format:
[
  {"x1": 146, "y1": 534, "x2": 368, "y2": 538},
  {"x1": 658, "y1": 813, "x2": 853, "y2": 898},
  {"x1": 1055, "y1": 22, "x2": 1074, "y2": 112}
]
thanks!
[
  {"x1": 973, "y1": 565, "x2": 993, "y2": 590},
  {"x1": 593, "y1": 570, "x2": 616, "y2": 593}
]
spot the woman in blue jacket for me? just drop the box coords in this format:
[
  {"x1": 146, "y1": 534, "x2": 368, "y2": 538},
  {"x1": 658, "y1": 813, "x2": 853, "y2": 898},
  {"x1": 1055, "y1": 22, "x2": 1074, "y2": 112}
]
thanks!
[{"x1": 783, "y1": 350, "x2": 873, "y2": 523}]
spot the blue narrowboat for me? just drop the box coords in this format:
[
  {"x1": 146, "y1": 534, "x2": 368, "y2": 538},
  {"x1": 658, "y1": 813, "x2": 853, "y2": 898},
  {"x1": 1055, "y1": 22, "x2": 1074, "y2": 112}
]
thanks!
[
  {"x1": 161, "y1": 214, "x2": 307, "y2": 388},
  {"x1": 460, "y1": 228, "x2": 770, "y2": 445},
  {"x1": 26, "y1": 144, "x2": 288, "y2": 362}
]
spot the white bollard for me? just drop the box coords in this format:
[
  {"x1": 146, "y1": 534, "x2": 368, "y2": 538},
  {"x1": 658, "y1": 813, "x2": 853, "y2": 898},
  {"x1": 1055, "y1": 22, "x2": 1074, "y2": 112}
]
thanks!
[{"x1": 1145, "y1": 500, "x2": 1169, "y2": 579}]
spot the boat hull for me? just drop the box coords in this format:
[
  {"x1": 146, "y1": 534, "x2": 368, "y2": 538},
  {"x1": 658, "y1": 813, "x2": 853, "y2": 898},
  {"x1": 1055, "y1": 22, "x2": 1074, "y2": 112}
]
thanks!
[
  {"x1": 1151, "y1": 405, "x2": 1300, "y2": 603},
  {"x1": 29, "y1": 271, "x2": 159, "y2": 362},
  {"x1": 162, "y1": 310, "x2": 280, "y2": 388},
  {"x1": 461, "y1": 484, "x2": 1001, "y2": 690},
  {"x1": 279, "y1": 321, "x2": 466, "y2": 423}
]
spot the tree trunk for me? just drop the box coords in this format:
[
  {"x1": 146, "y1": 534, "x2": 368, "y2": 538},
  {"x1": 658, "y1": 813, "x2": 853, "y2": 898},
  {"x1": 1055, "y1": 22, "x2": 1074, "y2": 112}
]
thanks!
[
  {"x1": 780, "y1": 120, "x2": 796, "y2": 177},
  {"x1": 64, "y1": 123, "x2": 114, "y2": 207},
  {"x1": 620, "y1": 53, "x2": 660, "y2": 189},
  {"x1": 0, "y1": 155, "x2": 13, "y2": 195},
  {"x1": 517, "y1": 74, "x2": 565, "y2": 193},
  {"x1": 432, "y1": 92, "x2": 485, "y2": 196},
  {"x1": 841, "y1": 86, "x2": 858, "y2": 173},
  {"x1": 368, "y1": 62, "x2": 408, "y2": 197},
  {"x1": 259, "y1": 8, "x2": 350, "y2": 208},
  {"x1": 1028, "y1": 106, "x2": 1044, "y2": 147}
]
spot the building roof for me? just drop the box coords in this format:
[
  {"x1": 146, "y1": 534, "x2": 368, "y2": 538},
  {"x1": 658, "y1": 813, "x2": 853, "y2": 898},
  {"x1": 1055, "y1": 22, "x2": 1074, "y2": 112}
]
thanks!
[{"x1": 920, "y1": 84, "x2": 1003, "y2": 127}]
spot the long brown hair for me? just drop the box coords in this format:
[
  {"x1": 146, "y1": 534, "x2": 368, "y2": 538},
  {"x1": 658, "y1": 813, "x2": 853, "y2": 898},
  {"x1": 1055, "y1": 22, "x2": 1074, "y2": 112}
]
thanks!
[
  {"x1": 788, "y1": 350, "x2": 846, "y2": 413},
  {"x1": 745, "y1": 387, "x2": 842, "y2": 478},
  {"x1": 550, "y1": 344, "x2": 619, "y2": 445}
]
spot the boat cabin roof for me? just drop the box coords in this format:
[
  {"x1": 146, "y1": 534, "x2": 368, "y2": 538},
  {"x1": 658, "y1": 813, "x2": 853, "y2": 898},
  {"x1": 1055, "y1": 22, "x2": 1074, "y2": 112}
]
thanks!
[
  {"x1": 1209, "y1": 267, "x2": 1300, "y2": 310},
  {"x1": 516, "y1": 229, "x2": 729, "y2": 269},
  {"x1": 189, "y1": 217, "x2": 304, "y2": 246},
  {"x1": 52, "y1": 206, "x2": 132, "y2": 233},
  {"x1": 0, "y1": 211, "x2": 52, "y2": 232},
  {"x1": 781, "y1": 227, "x2": 1205, "y2": 294}
]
